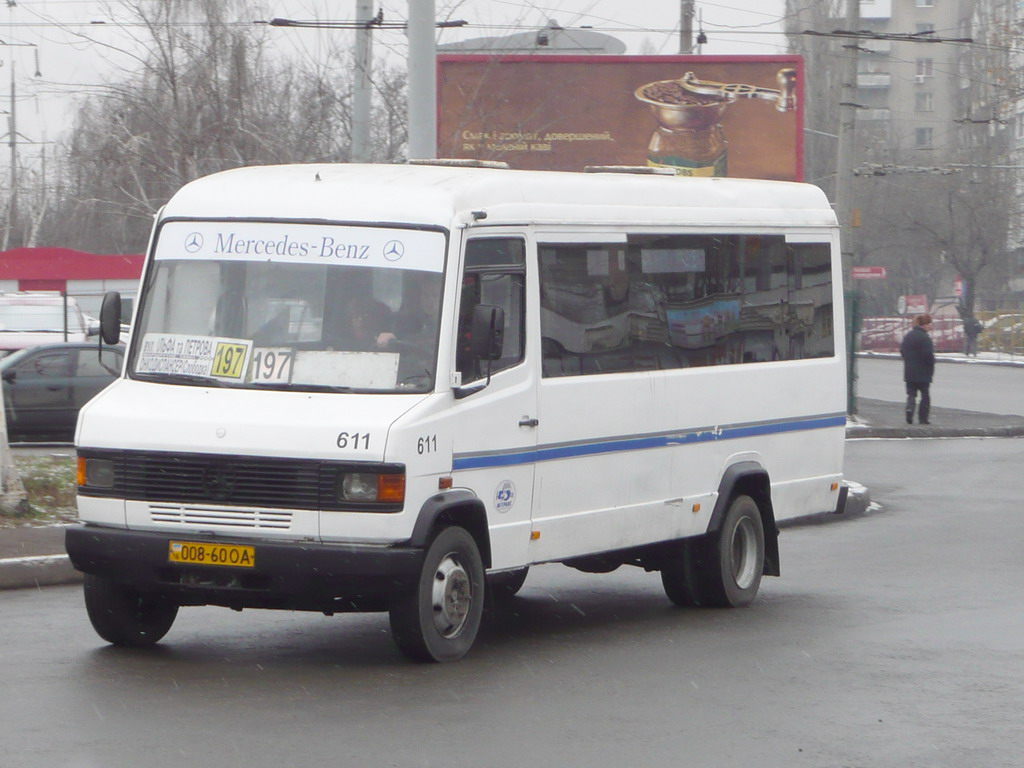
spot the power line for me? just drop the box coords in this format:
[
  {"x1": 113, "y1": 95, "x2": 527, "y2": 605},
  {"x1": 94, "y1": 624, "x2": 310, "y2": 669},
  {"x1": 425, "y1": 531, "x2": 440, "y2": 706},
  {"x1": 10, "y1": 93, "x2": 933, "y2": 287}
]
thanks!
[
  {"x1": 264, "y1": 16, "x2": 468, "y2": 31},
  {"x1": 802, "y1": 29, "x2": 973, "y2": 45}
]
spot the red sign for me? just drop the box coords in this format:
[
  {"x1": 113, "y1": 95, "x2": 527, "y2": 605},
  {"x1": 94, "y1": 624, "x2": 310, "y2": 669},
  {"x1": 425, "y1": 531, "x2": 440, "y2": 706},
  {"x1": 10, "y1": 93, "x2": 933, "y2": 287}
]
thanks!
[
  {"x1": 901, "y1": 294, "x2": 929, "y2": 315},
  {"x1": 851, "y1": 266, "x2": 887, "y2": 280}
]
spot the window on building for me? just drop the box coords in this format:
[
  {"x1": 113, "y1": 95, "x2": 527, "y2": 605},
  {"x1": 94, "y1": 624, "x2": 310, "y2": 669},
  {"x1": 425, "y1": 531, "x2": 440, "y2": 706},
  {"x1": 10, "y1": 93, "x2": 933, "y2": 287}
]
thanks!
[
  {"x1": 916, "y1": 23, "x2": 935, "y2": 34},
  {"x1": 915, "y1": 92, "x2": 934, "y2": 112},
  {"x1": 916, "y1": 0, "x2": 935, "y2": 8},
  {"x1": 915, "y1": 127, "x2": 934, "y2": 148},
  {"x1": 916, "y1": 59, "x2": 934, "y2": 78}
]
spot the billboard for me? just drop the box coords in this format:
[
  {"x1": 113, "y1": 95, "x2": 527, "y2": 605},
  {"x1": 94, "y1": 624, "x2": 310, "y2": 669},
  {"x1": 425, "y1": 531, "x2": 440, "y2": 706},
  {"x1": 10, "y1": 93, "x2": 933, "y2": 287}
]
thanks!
[{"x1": 437, "y1": 55, "x2": 804, "y2": 180}]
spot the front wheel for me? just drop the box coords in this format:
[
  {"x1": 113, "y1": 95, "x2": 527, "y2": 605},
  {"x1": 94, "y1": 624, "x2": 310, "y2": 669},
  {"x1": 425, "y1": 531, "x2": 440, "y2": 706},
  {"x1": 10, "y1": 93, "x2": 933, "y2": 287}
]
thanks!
[
  {"x1": 83, "y1": 574, "x2": 178, "y2": 647},
  {"x1": 389, "y1": 526, "x2": 485, "y2": 662}
]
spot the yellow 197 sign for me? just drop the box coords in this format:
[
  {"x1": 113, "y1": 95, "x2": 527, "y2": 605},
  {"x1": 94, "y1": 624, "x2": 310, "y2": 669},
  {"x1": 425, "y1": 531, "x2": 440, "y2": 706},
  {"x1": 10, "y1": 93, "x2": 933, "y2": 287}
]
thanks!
[{"x1": 211, "y1": 342, "x2": 249, "y2": 379}]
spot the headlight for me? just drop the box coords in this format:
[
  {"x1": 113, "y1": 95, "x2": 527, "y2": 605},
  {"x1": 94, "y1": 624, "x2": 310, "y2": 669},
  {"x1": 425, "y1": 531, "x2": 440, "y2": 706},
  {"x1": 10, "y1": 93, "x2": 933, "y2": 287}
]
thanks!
[
  {"x1": 78, "y1": 457, "x2": 115, "y2": 489},
  {"x1": 337, "y1": 472, "x2": 405, "y2": 505}
]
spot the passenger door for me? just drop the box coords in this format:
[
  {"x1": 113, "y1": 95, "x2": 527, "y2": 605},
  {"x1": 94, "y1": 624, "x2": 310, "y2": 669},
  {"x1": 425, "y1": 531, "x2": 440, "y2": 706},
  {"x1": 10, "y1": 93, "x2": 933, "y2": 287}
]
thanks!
[
  {"x1": 450, "y1": 235, "x2": 537, "y2": 570},
  {"x1": 70, "y1": 347, "x2": 123, "y2": 411},
  {"x1": 3, "y1": 347, "x2": 75, "y2": 439}
]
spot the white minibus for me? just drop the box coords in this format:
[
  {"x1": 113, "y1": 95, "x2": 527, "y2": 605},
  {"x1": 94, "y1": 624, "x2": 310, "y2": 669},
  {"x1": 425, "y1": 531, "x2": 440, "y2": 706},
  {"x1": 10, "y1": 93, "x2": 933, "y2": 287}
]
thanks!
[{"x1": 67, "y1": 163, "x2": 847, "y2": 662}]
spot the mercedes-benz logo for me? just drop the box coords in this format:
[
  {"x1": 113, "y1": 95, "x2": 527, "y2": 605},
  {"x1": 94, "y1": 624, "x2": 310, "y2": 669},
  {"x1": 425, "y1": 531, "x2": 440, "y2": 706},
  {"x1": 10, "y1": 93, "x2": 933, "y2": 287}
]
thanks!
[
  {"x1": 383, "y1": 239, "x2": 405, "y2": 261},
  {"x1": 202, "y1": 465, "x2": 237, "y2": 501},
  {"x1": 184, "y1": 233, "x2": 204, "y2": 253}
]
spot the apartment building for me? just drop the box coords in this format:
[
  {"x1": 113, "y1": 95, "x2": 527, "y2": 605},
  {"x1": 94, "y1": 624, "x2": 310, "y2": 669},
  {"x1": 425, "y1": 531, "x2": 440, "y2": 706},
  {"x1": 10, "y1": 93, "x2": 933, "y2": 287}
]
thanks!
[{"x1": 855, "y1": 0, "x2": 967, "y2": 159}]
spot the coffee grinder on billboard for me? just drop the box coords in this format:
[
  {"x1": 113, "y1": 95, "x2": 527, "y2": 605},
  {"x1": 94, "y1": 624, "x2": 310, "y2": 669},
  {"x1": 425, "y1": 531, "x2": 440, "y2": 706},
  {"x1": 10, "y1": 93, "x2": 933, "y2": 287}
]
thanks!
[{"x1": 634, "y1": 68, "x2": 797, "y2": 176}]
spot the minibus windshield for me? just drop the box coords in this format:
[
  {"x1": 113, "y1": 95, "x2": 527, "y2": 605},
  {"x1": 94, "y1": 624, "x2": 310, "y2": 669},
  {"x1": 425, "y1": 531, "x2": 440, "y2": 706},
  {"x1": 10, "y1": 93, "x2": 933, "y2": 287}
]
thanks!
[{"x1": 129, "y1": 222, "x2": 446, "y2": 393}]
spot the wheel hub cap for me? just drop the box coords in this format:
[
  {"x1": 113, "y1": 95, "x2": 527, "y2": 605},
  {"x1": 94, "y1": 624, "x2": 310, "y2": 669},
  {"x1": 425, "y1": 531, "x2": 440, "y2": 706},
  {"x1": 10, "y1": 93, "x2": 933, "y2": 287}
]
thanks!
[{"x1": 431, "y1": 554, "x2": 471, "y2": 638}]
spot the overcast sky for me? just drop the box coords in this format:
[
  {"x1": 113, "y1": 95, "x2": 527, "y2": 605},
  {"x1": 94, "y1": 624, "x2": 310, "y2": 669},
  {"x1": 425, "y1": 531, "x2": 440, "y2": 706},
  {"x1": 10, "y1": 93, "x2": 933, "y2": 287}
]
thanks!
[{"x1": 0, "y1": 0, "x2": 789, "y2": 164}]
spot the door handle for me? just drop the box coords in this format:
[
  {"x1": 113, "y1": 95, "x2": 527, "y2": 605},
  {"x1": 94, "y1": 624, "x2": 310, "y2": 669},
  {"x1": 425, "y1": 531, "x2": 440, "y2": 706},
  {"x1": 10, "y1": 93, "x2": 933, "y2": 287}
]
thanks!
[{"x1": 518, "y1": 417, "x2": 539, "y2": 428}]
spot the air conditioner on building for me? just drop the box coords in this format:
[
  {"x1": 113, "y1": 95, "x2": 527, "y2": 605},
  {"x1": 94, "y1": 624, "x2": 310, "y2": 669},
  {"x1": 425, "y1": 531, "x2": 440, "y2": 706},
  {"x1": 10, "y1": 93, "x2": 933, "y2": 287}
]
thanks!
[{"x1": 914, "y1": 74, "x2": 927, "y2": 84}]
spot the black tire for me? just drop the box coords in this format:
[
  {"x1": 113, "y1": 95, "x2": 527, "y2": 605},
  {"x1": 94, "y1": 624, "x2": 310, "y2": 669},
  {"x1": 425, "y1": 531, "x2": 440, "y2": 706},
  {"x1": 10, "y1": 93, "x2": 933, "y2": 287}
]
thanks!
[
  {"x1": 83, "y1": 574, "x2": 178, "y2": 647},
  {"x1": 662, "y1": 494, "x2": 765, "y2": 608},
  {"x1": 702, "y1": 494, "x2": 765, "y2": 607},
  {"x1": 660, "y1": 540, "x2": 699, "y2": 607},
  {"x1": 389, "y1": 526, "x2": 485, "y2": 663},
  {"x1": 487, "y1": 567, "x2": 529, "y2": 600}
]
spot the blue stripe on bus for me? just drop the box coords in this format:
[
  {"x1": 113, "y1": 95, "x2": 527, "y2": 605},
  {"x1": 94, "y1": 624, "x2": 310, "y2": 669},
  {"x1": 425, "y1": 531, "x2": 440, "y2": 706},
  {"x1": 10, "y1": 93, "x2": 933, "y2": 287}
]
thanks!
[{"x1": 451, "y1": 414, "x2": 846, "y2": 471}]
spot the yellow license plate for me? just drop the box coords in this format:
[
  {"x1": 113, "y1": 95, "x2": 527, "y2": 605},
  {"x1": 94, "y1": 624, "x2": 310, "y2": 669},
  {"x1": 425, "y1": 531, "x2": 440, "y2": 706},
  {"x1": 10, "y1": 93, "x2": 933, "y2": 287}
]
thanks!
[{"x1": 169, "y1": 541, "x2": 255, "y2": 568}]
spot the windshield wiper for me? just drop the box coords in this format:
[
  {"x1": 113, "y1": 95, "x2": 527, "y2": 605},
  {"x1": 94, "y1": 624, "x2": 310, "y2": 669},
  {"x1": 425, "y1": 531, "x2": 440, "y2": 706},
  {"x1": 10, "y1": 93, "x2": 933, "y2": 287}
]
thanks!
[
  {"x1": 247, "y1": 381, "x2": 353, "y2": 393},
  {"x1": 132, "y1": 372, "x2": 226, "y2": 387}
]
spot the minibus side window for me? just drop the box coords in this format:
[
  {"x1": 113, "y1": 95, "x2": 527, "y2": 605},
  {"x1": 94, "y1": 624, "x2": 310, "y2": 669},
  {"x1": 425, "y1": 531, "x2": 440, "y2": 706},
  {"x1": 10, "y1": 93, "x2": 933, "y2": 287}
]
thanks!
[
  {"x1": 456, "y1": 238, "x2": 526, "y2": 383},
  {"x1": 538, "y1": 235, "x2": 834, "y2": 376}
]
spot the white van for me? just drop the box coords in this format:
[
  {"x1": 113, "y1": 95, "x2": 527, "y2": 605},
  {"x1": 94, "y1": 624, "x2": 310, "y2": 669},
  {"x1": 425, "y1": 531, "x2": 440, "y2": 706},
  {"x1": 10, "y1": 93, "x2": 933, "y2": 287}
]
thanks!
[
  {"x1": 0, "y1": 292, "x2": 92, "y2": 354},
  {"x1": 67, "y1": 163, "x2": 847, "y2": 662}
]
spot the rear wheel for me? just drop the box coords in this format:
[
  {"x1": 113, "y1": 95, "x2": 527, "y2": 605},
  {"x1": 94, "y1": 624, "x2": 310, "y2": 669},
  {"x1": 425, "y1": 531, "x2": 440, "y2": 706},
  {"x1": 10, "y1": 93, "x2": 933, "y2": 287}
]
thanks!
[
  {"x1": 487, "y1": 567, "x2": 529, "y2": 600},
  {"x1": 660, "y1": 540, "x2": 699, "y2": 607},
  {"x1": 389, "y1": 526, "x2": 485, "y2": 662},
  {"x1": 83, "y1": 574, "x2": 178, "y2": 647},
  {"x1": 702, "y1": 494, "x2": 765, "y2": 607},
  {"x1": 662, "y1": 494, "x2": 765, "y2": 608}
]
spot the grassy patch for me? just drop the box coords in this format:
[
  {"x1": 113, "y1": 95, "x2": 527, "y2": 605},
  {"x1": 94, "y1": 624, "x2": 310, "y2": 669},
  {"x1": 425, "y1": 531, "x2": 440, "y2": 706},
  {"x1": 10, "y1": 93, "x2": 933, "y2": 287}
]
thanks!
[{"x1": 0, "y1": 453, "x2": 78, "y2": 526}]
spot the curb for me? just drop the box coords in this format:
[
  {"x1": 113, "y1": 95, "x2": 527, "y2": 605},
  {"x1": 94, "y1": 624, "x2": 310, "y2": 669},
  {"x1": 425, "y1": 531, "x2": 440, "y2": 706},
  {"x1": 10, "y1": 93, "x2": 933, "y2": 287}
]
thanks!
[
  {"x1": 0, "y1": 554, "x2": 81, "y2": 591},
  {"x1": 847, "y1": 424, "x2": 1024, "y2": 439},
  {"x1": 857, "y1": 351, "x2": 1024, "y2": 368}
]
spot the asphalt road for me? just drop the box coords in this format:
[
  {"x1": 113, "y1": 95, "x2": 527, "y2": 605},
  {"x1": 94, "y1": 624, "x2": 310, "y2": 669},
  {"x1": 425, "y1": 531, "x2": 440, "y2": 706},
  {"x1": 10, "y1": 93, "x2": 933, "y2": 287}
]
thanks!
[{"x1": 2, "y1": 437, "x2": 1022, "y2": 768}]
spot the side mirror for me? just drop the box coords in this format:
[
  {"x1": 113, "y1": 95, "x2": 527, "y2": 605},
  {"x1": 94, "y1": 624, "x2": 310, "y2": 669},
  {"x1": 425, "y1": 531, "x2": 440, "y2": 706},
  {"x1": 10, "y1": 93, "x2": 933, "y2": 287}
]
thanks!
[
  {"x1": 469, "y1": 305, "x2": 504, "y2": 361},
  {"x1": 100, "y1": 291, "x2": 122, "y2": 346},
  {"x1": 453, "y1": 305, "x2": 506, "y2": 400}
]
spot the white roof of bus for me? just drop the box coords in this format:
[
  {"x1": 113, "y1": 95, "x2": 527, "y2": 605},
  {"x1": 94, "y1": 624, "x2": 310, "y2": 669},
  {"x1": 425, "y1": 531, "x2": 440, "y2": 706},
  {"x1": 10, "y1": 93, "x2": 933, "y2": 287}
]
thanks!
[{"x1": 160, "y1": 163, "x2": 837, "y2": 230}]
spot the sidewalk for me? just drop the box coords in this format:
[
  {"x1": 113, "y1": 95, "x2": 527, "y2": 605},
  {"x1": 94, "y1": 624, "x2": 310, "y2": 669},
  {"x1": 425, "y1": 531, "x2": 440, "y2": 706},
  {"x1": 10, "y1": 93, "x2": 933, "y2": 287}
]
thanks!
[
  {"x1": 3, "y1": 388, "x2": 1023, "y2": 591},
  {"x1": 847, "y1": 397, "x2": 1024, "y2": 439}
]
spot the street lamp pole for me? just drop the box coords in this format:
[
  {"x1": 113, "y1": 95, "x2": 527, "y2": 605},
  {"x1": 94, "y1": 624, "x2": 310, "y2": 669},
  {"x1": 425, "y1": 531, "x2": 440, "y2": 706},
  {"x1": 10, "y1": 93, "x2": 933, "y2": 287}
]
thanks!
[
  {"x1": 352, "y1": 0, "x2": 374, "y2": 162},
  {"x1": 834, "y1": 0, "x2": 861, "y2": 414},
  {"x1": 407, "y1": 0, "x2": 437, "y2": 160},
  {"x1": 680, "y1": 0, "x2": 694, "y2": 54}
]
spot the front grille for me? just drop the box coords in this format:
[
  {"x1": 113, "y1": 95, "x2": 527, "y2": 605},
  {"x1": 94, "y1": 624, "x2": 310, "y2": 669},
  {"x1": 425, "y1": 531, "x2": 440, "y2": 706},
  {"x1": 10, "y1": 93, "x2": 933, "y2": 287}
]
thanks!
[
  {"x1": 78, "y1": 449, "x2": 403, "y2": 512},
  {"x1": 150, "y1": 504, "x2": 293, "y2": 529}
]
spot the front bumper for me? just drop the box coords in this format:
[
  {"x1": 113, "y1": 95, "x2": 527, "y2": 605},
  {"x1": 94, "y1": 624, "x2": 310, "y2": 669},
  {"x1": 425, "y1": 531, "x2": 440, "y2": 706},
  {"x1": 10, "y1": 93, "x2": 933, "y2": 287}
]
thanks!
[{"x1": 65, "y1": 525, "x2": 424, "y2": 613}]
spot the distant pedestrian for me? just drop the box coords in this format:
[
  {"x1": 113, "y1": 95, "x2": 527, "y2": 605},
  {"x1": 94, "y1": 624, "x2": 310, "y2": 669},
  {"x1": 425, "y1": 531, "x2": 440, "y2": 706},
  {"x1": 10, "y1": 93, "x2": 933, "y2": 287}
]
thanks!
[
  {"x1": 900, "y1": 313, "x2": 935, "y2": 425},
  {"x1": 963, "y1": 315, "x2": 982, "y2": 357}
]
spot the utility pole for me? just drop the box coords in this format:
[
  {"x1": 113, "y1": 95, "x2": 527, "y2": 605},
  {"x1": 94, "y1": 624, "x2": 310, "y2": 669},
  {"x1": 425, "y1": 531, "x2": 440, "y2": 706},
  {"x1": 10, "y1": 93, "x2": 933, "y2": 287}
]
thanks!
[
  {"x1": 834, "y1": 0, "x2": 860, "y2": 281},
  {"x1": 680, "y1": 0, "x2": 694, "y2": 54},
  {"x1": 407, "y1": 0, "x2": 437, "y2": 160},
  {"x1": 4, "y1": 59, "x2": 16, "y2": 251},
  {"x1": 833, "y1": 0, "x2": 860, "y2": 414},
  {"x1": 352, "y1": 0, "x2": 374, "y2": 162}
]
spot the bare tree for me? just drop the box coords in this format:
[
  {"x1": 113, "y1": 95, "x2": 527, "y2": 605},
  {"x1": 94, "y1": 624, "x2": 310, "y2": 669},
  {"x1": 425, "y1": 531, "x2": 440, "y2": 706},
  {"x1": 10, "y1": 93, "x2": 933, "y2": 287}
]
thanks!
[
  {"x1": 785, "y1": 0, "x2": 844, "y2": 196},
  {"x1": 35, "y1": 0, "x2": 407, "y2": 254}
]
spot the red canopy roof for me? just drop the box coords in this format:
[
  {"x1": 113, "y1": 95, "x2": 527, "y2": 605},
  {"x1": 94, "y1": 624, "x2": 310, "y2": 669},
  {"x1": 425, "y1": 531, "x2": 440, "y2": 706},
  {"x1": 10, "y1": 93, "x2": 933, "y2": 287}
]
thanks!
[{"x1": 0, "y1": 247, "x2": 144, "y2": 280}]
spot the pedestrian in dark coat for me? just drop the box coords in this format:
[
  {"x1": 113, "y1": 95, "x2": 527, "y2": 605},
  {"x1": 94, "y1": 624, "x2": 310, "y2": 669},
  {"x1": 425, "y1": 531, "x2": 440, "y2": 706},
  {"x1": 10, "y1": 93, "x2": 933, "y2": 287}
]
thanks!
[
  {"x1": 963, "y1": 315, "x2": 982, "y2": 357},
  {"x1": 900, "y1": 313, "x2": 935, "y2": 424}
]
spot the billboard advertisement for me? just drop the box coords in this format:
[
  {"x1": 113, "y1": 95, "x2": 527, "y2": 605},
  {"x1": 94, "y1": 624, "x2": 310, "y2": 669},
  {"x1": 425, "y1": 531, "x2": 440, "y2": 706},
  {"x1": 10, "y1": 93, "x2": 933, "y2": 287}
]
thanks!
[{"x1": 437, "y1": 55, "x2": 804, "y2": 180}]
